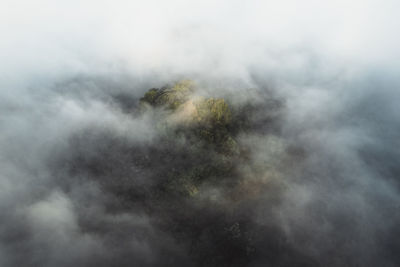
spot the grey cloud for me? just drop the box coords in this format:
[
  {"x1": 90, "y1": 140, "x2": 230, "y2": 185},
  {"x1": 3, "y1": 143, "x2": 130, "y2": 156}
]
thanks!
[{"x1": 1, "y1": 1, "x2": 400, "y2": 266}]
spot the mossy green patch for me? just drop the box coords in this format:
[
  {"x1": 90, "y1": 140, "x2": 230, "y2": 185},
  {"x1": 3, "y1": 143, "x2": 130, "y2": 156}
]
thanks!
[
  {"x1": 194, "y1": 97, "x2": 232, "y2": 126},
  {"x1": 140, "y1": 80, "x2": 242, "y2": 197},
  {"x1": 140, "y1": 88, "x2": 159, "y2": 105},
  {"x1": 140, "y1": 80, "x2": 195, "y2": 110}
]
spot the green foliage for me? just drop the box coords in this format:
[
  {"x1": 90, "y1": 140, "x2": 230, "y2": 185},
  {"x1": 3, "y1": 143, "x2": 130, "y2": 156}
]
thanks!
[
  {"x1": 141, "y1": 88, "x2": 159, "y2": 105},
  {"x1": 219, "y1": 135, "x2": 239, "y2": 156},
  {"x1": 140, "y1": 80, "x2": 242, "y2": 197},
  {"x1": 194, "y1": 97, "x2": 232, "y2": 126},
  {"x1": 164, "y1": 173, "x2": 199, "y2": 197},
  {"x1": 140, "y1": 80, "x2": 194, "y2": 110}
]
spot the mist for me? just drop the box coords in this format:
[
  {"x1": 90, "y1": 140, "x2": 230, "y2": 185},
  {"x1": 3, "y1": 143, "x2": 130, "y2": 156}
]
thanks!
[{"x1": 1, "y1": 1, "x2": 400, "y2": 266}]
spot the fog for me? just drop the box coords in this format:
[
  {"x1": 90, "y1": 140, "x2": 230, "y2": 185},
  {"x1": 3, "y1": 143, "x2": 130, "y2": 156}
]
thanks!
[{"x1": 1, "y1": 0, "x2": 400, "y2": 266}]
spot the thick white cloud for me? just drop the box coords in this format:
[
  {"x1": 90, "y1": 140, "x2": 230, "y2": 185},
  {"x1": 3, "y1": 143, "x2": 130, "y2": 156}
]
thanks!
[
  {"x1": 1, "y1": 0, "x2": 399, "y2": 88},
  {"x1": 1, "y1": 1, "x2": 400, "y2": 266}
]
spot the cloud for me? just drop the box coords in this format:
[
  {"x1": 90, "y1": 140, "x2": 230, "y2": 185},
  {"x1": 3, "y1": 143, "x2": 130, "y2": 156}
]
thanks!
[{"x1": 1, "y1": 0, "x2": 399, "y2": 266}]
